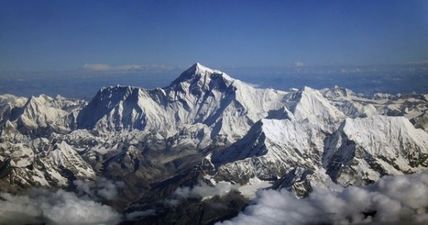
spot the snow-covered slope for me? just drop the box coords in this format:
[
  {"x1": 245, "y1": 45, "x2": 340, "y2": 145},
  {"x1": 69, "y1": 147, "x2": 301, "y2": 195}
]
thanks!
[
  {"x1": 321, "y1": 86, "x2": 428, "y2": 129},
  {"x1": 212, "y1": 119, "x2": 326, "y2": 184},
  {"x1": 0, "y1": 63, "x2": 427, "y2": 201},
  {"x1": 0, "y1": 94, "x2": 85, "y2": 136},
  {"x1": 412, "y1": 111, "x2": 428, "y2": 130},
  {"x1": 321, "y1": 86, "x2": 378, "y2": 118},
  {"x1": 324, "y1": 115, "x2": 428, "y2": 185},
  {"x1": 285, "y1": 87, "x2": 345, "y2": 130},
  {"x1": 0, "y1": 94, "x2": 28, "y2": 125},
  {"x1": 0, "y1": 136, "x2": 95, "y2": 192},
  {"x1": 77, "y1": 63, "x2": 288, "y2": 144}
]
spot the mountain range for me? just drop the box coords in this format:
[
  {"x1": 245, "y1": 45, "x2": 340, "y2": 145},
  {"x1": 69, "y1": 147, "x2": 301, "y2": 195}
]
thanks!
[{"x1": 0, "y1": 63, "x2": 427, "y2": 224}]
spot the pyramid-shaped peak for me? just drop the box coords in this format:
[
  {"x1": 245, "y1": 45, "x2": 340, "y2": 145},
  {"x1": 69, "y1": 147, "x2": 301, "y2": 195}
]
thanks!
[
  {"x1": 168, "y1": 63, "x2": 235, "y2": 87},
  {"x1": 186, "y1": 62, "x2": 216, "y2": 75}
]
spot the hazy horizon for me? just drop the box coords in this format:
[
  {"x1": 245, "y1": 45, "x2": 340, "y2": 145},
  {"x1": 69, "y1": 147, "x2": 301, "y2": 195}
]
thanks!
[
  {"x1": 1, "y1": 0, "x2": 428, "y2": 98},
  {"x1": 0, "y1": 62, "x2": 427, "y2": 99}
]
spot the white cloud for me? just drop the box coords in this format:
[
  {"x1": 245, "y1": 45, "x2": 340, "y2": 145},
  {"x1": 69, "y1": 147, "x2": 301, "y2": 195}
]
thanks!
[
  {"x1": 217, "y1": 172, "x2": 428, "y2": 225},
  {"x1": 116, "y1": 64, "x2": 144, "y2": 71},
  {"x1": 174, "y1": 181, "x2": 237, "y2": 200},
  {"x1": 82, "y1": 63, "x2": 172, "y2": 72},
  {"x1": 82, "y1": 63, "x2": 112, "y2": 71},
  {"x1": 74, "y1": 177, "x2": 125, "y2": 200},
  {"x1": 0, "y1": 189, "x2": 121, "y2": 225}
]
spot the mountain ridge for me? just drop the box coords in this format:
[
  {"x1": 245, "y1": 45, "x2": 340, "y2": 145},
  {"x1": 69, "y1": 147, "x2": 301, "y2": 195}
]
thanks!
[{"x1": 0, "y1": 63, "x2": 427, "y2": 224}]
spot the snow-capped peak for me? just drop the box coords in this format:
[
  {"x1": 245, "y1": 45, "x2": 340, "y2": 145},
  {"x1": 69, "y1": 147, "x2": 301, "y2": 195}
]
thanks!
[
  {"x1": 168, "y1": 63, "x2": 234, "y2": 88},
  {"x1": 285, "y1": 86, "x2": 345, "y2": 130},
  {"x1": 193, "y1": 62, "x2": 214, "y2": 74}
]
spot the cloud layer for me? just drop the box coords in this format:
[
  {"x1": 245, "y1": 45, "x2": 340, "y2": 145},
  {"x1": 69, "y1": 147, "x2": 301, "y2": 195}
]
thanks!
[
  {"x1": 0, "y1": 189, "x2": 121, "y2": 225},
  {"x1": 217, "y1": 172, "x2": 428, "y2": 225}
]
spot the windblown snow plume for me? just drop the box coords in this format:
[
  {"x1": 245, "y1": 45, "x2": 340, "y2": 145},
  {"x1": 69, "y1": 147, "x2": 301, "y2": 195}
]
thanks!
[
  {"x1": 217, "y1": 172, "x2": 428, "y2": 225},
  {"x1": 0, "y1": 189, "x2": 121, "y2": 225}
]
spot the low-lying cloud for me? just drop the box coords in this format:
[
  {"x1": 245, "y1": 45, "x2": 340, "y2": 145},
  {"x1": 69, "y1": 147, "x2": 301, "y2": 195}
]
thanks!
[
  {"x1": 82, "y1": 63, "x2": 171, "y2": 72},
  {"x1": 74, "y1": 177, "x2": 125, "y2": 200},
  {"x1": 217, "y1": 172, "x2": 428, "y2": 225},
  {"x1": 0, "y1": 189, "x2": 121, "y2": 225},
  {"x1": 174, "y1": 181, "x2": 237, "y2": 199},
  {"x1": 82, "y1": 63, "x2": 113, "y2": 72}
]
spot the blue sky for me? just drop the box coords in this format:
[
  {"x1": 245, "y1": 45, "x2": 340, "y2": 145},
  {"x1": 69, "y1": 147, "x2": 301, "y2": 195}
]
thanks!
[{"x1": 1, "y1": 0, "x2": 428, "y2": 71}]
